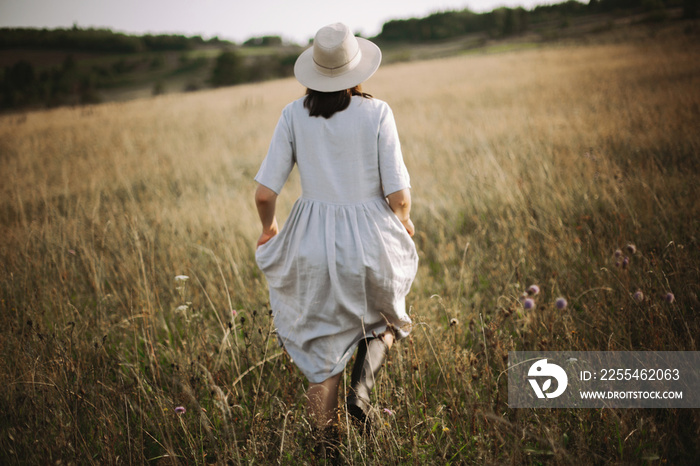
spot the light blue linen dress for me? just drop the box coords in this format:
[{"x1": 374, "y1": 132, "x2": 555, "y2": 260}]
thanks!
[{"x1": 255, "y1": 95, "x2": 418, "y2": 383}]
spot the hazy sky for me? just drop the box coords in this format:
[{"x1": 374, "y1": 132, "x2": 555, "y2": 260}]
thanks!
[{"x1": 1, "y1": 0, "x2": 558, "y2": 44}]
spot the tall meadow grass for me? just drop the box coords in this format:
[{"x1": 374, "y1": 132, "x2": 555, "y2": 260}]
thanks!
[{"x1": 1, "y1": 20, "x2": 699, "y2": 464}]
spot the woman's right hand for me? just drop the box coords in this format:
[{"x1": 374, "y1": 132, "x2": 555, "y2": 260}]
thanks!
[
  {"x1": 255, "y1": 184, "x2": 279, "y2": 249},
  {"x1": 256, "y1": 219, "x2": 279, "y2": 249}
]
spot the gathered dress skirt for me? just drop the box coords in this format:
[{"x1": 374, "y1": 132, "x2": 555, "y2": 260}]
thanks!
[{"x1": 255, "y1": 195, "x2": 418, "y2": 384}]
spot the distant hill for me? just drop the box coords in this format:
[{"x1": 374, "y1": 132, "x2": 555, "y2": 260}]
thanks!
[
  {"x1": 0, "y1": 26, "x2": 231, "y2": 53},
  {"x1": 373, "y1": 0, "x2": 696, "y2": 43},
  {"x1": 1, "y1": 0, "x2": 696, "y2": 111}
]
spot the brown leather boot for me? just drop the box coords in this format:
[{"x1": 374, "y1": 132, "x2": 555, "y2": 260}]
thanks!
[{"x1": 346, "y1": 337, "x2": 389, "y2": 434}]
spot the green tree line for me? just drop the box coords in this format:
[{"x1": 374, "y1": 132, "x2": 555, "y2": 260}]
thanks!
[
  {"x1": 0, "y1": 26, "x2": 229, "y2": 53},
  {"x1": 0, "y1": 49, "x2": 297, "y2": 110},
  {"x1": 376, "y1": 0, "x2": 694, "y2": 42},
  {"x1": 2, "y1": 0, "x2": 696, "y2": 110},
  {"x1": 0, "y1": 52, "x2": 213, "y2": 109},
  {"x1": 210, "y1": 49, "x2": 296, "y2": 87},
  {"x1": 0, "y1": 55, "x2": 99, "y2": 108}
]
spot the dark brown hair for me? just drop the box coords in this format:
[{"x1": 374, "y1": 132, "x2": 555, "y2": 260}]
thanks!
[{"x1": 303, "y1": 85, "x2": 373, "y2": 119}]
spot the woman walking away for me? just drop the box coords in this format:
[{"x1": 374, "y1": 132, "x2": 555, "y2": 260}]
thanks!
[{"x1": 254, "y1": 22, "x2": 418, "y2": 460}]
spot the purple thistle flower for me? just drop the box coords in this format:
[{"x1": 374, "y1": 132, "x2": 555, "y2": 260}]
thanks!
[
  {"x1": 633, "y1": 290, "x2": 644, "y2": 302},
  {"x1": 175, "y1": 406, "x2": 186, "y2": 415},
  {"x1": 527, "y1": 285, "x2": 540, "y2": 296},
  {"x1": 614, "y1": 248, "x2": 622, "y2": 258},
  {"x1": 523, "y1": 298, "x2": 535, "y2": 310},
  {"x1": 621, "y1": 257, "x2": 629, "y2": 269},
  {"x1": 664, "y1": 292, "x2": 675, "y2": 303},
  {"x1": 555, "y1": 297, "x2": 567, "y2": 310}
]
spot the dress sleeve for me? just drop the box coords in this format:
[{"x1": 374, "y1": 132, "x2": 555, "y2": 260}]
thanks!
[
  {"x1": 254, "y1": 108, "x2": 295, "y2": 194},
  {"x1": 377, "y1": 103, "x2": 411, "y2": 196}
]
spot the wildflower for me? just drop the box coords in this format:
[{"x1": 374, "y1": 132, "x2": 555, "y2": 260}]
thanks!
[
  {"x1": 175, "y1": 304, "x2": 189, "y2": 312},
  {"x1": 175, "y1": 406, "x2": 186, "y2": 414},
  {"x1": 664, "y1": 292, "x2": 675, "y2": 303},
  {"x1": 527, "y1": 284, "x2": 540, "y2": 296},
  {"x1": 443, "y1": 427, "x2": 450, "y2": 433},
  {"x1": 449, "y1": 318, "x2": 459, "y2": 326},
  {"x1": 523, "y1": 298, "x2": 535, "y2": 310},
  {"x1": 633, "y1": 290, "x2": 644, "y2": 302},
  {"x1": 175, "y1": 275, "x2": 190, "y2": 282},
  {"x1": 383, "y1": 408, "x2": 394, "y2": 415},
  {"x1": 614, "y1": 248, "x2": 622, "y2": 258},
  {"x1": 621, "y1": 257, "x2": 629, "y2": 269},
  {"x1": 625, "y1": 243, "x2": 636, "y2": 255},
  {"x1": 555, "y1": 297, "x2": 568, "y2": 310}
]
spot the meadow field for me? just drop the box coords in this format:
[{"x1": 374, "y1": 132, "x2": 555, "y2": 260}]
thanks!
[{"x1": 1, "y1": 19, "x2": 699, "y2": 464}]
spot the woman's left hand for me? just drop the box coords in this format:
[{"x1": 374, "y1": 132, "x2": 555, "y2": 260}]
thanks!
[{"x1": 402, "y1": 218, "x2": 415, "y2": 237}]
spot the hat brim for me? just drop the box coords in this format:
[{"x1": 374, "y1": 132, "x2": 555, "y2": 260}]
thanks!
[{"x1": 294, "y1": 37, "x2": 382, "y2": 92}]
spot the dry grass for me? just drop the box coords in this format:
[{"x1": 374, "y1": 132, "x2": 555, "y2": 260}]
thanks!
[{"x1": 1, "y1": 20, "x2": 699, "y2": 464}]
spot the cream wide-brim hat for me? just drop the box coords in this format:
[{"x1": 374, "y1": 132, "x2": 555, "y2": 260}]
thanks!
[{"x1": 294, "y1": 22, "x2": 382, "y2": 92}]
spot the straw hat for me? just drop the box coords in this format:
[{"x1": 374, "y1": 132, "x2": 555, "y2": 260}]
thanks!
[{"x1": 294, "y1": 23, "x2": 381, "y2": 92}]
